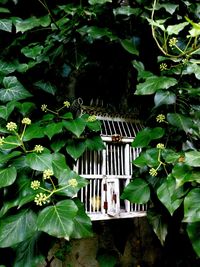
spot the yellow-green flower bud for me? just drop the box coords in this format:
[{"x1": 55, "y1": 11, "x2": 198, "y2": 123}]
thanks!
[
  {"x1": 41, "y1": 104, "x2": 47, "y2": 112},
  {"x1": 34, "y1": 145, "x2": 44, "y2": 153},
  {"x1": 149, "y1": 168, "x2": 158, "y2": 177},
  {"x1": 6, "y1": 122, "x2": 17, "y2": 131},
  {"x1": 22, "y1": 117, "x2": 31, "y2": 125},
  {"x1": 169, "y1": 37, "x2": 178, "y2": 47},
  {"x1": 43, "y1": 169, "x2": 54, "y2": 179},
  {"x1": 156, "y1": 114, "x2": 165, "y2": 123},
  {"x1": 68, "y1": 178, "x2": 78, "y2": 187},
  {"x1": 31, "y1": 180, "x2": 40, "y2": 190},
  {"x1": 160, "y1": 63, "x2": 167, "y2": 71},
  {"x1": 63, "y1": 101, "x2": 70, "y2": 108},
  {"x1": 87, "y1": 115, "x2": 97, "y2": 122},
  {"x1": 156, "y1": 143, "x2": 165, "y2": 149},
  {"x1": 34, "y1": 193, "x2": 49, "y2": 206}
]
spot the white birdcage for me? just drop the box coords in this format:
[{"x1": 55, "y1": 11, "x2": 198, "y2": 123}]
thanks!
[{"x1": 74, "y1": 113, "x2": 147, "y2": 221}]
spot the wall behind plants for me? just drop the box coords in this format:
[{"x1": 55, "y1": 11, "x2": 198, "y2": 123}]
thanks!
[{"x1": 0, "y1": 0, "x2": 200, "y2": 266}]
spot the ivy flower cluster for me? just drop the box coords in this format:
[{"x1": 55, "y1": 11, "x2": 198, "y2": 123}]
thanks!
[
  {"x1": 31, "y1": 180, "x2": 40, "y2": 190},
  {"x1": 43, "y1": 169, "x2": 54, "y2": 179},
  {"x1": 34, "y1": 145, "x2": 44, "y2": 153},
  {"x1": 149, "y1": 168, "x2": 158, "y2": 177},
  {"x1": 63, "y1": 101, "x2": 70, "y2": 108},
  {"x1": 156, "y1": 114, "x2": 166, "y2": 123},
  {"x1": 68, "y1": 178, "x2": 78, "y2": 187},
  {"x1": 160, "y1": 63, "x2": 167, "y2": 71},
  {"x1": 6, "y1": 122, "x2": 17, "y2": 131},
  {"x1": 156, "y1": 143, "x2": 165, "y2": 149},
  {"x1": 41, "y1": 104, "x2": 48, "y2": 112},
  {"x1": 87, "y1": 115, "x2": 97, "y2": 122},
  {"x1": 22, "y1": 117, "x2": 31, "y2": 125},
  {"x1": 169, "y1": 37, "x2": 178, "y2": 47},
  {"x1": 34, "y1": 193, "x2": 50, "y2": 206}
]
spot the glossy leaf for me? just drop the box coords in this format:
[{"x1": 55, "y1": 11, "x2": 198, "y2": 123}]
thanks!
[
  {"x1": 167, "y1": 113, "x2": 195, "y2": 133},
  {"x1": 132, "y1": 127, "x2": 165, "y2": 148},
  {"x1": 121, "y1": 178, "x2": 150, "y2": 204},
  {"x1": 187, "y1": 223, "x2": 200, "y2": 257},
  {"x1": 66, "y1": 139, "x2": 86, "y2": 160},
  {"x1": 26, "y1": 152, "x2": 52, "y2": 171},
  {"x1": 86, "y1": 136, "x2": 105, "y2": 150},
  {"x1": 0, "y1": 60, "x2": 16, "y2": 75},
  {"x1": 185, "y1": 151, "x2": 200, "y2": 167},
  {"x1": 63, "y1": 117, "x2": 86, "y2": 137},
  {"x1": 166, "y1": 22, "x2": 189, "y2": 35},
  {"x1": 0, "y1": 166, "x2": 17, "y2": 188},
  {"x1": 0, "y1": 76, "x2": 32, "y2": 102},
  {"x1": 44, "y1": 122, "x2": 63, "y2": 139},
  {"x1": 37, "y1": 200, "x2": 78, "y2": 240},
  {"x1": 34, "y1": 81, "x2": 57, "y2": 95},
  {"x1": 88, "y1": 0, "x2": 112, "y2": 5},
  {"x1": 133, "y1": 148, "x2": 159, "y2": 168},
  {"x1": 157, "y1": 175, "x2": 184, "y2": 215},
  {"x1": 23, "y1": 124, "x2": 45, "y2": 141},
  {"x1": 154, "y1": 90, "x2": 176, "y2": 107},
  {"x1": 0, "y1": 101, "x2": 16, "y2": 120},
  {"x1": 0, "y1": 18, "x2": 12, "y2": 32},
  {"x1": 147, "y1": 208, "x2": 168, "y2": 245},
  {"x1": 71, "y1": 199, "x2": 93, "y2": 239},
  {"x1": 0, "y1": 210, "x2": 37, "y2": 247},
  {"x1": 52, "y1": 152, "x2": 70, "y2": 178},
  {"x1": 135, "y1": 76, "x2": 177, "y2": 95},
  {"x1": 21, "y1": 44, "x2": 43, "y2": 60},
  {"x1": 184, "y1": 188, "x2": 200, "y2": 222},
  {"x1": 120, "y1": 39, "x2": 139, "y2": 56}
]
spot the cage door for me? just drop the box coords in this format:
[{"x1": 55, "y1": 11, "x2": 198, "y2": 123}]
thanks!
[{"x1": 102, "y1": 178, "x2": 120, "y2": 216}]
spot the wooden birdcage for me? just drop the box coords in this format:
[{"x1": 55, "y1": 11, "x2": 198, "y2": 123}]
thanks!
[{"x1": 74, "y1": 113, "x2": 147, "y2": 220}]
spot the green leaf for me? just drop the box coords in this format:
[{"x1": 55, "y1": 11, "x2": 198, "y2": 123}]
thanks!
[
  {"x1": 86, "y1": 119, "x2": 101, "y2": 132},
  {"x1": 0, "y1": 166, "x2": 17, "y2": 188},
  {"x1": 88, "y1": 0, "x2": 112, "y2": 5},
  {"x1": 26, "y1": 152, "x2": 52, "y2": 171},
  {"x1": 17, "y1": 102, "x2": 36, "y2": 116},
  {"x1": 63, "y1": 117, "x2": 86, "y2": 137},
  {"x1": 71, "y1": 199, "x2": 93, "y2": 239},
  {"x1": 187, "y1": 222, "x2": 200, "y2": 257},
  {"x1": 0, "y1": 60, "x2": 16, "y2": 75},
  {"x1": 52, "y1": 152, "x2": 70, "y2": 178},
  {"x1": 0, "y1": 151, "x2": 21, "y2": 167},
  {"x1": 78, "y1": 26, "x2": 117, "y2": 41},
  {"x1": 154, "y1": 90, "x2": 176, "y2": 107},
  {"x1": 86, "y1": 136, "x2": 105, "y2": 150},
  {"x1": 157, "y1": 3, "x2": 178, "y2": 14},
  {"x1": 113, "y1": 6, "x2": 141, "y2": 16},
  {"x1": 21, "y1": 44, "x2": 43, "y2": 60},
  {"x1": 157, "y1": 175, "x2": 184, "y2": 215},
  {"x1": 34, "y1": 81, "x2": 57, "y2": 95},
  {"x1": 37, "y1": 200, "x2": 78, "y2": 239},
  {"x1": 57, "y1": 169, "x2": 88, "y2": 197},
  {"x1": 135, "y1": 76, "x2": 177, "y2": 95},
  {"x1": 0, "y1": 18, "x2": 12, "y2": 32},
  {"x1": 183, "y1": 188, "x2": 200, "y2": 222},
  {"x1": 50, "y1": 139, "x2": 66, "y2": 152},
  {"x1": 97, "y1": 253, "x2": 117, "y2": 267},
  {"x1": 66, "y1": 139, "x2": 86, "y2": 160},
  {"x1": 186, "y1": 63, "x2": 200, "y2": 80},
  {"x1": 132, "y1": 60, "x2": 153, "y2": 80},
  {"x1": 132, "y1": 127, "x2": 165, "y2": 148},
  {"x1": 0, "y1": 101, "x2": 16, "y2": 120},
  {"x1": 121, "y1": 178, "x2": 150, "y2": 204},
  {"x1": 44, "y1": 122, "x2": 63, "y2": 139},
  {"x1": 0, "y1": 210, "x2": 37, "y2": 247},
  {"x1": 15, "y1": 16, "x2": 50, "y2": 33},
  {"x1": 0, "y1": 76, "x2": 32, "y2": 102},
  {"x1": 133, "y1": 148, "x2": 159, "y2": 168},
  {"x1": 147, "y1": 208, "x2": 168, "y2": 245},
  {"x1": 166, "y1": 22, "x2": 189, "y2": 35},
  {"x1": 120, "y1": 39, "x2": 139, "y2": 56},
  {"x1": 185, "y1": 151, "x2": 200, "y2": 167},
  {"x1": 23, "y1": 124, "x2": 45, "y2": 141},
  {"x1": 172, "y1": 163, "x2": 200, "y2": 187},
  {"x1": 167, "y1": 113, "x2": 195, "y2": 133},
  {"x1": 1, "y1": 135, "x2": 21, "y2": 150}
]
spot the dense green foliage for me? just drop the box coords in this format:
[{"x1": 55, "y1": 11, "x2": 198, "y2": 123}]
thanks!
[{"x1": 0, "y1": 0, "x2": 200, "y2": 266}]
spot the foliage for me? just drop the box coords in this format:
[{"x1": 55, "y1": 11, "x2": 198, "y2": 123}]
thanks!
[{"x1": 0, "y1": 0, "x2": 200, "y2": 265}]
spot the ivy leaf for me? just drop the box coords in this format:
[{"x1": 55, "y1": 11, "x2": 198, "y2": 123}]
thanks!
[
  {"x1": 21, "y1": 44, "x2": 43, "y2": 60},
  {"x1": 0, "y1": 76, "x2": 32, "y2": 102},
  {"x1": 113, "y1": 6, "x2": 141, "y2": 16},
  {"x1": 133, "y1": 148, "x2": 159, "y2": 168},
  {"x1": 23, "y1": 124, "x2": 45, "y2": 141},
  {"x1": 147, "y1": 208, "x2": 168, "y2": 245},
  {"x1": 157, "y1": 175, "x2": 184, "y2": 215},
  {"x1": 166, "y1": 22, "x2": 189, "y2": 35},
  {"x1": 185, "y1": 151, "x2": 200, "y2": 167},
  {"x1": 120, "y1": 39, "x2": 139, "y2": 56},
  {"x1": 154, "y1": 90, "x2": 176, "y2": 107},
  {"x1": 1, "y1": 135, "x2": 21, "y2": 150},
  {"x1": 172, "y1": 163, "x2": 200, "y2": 187},
  {"x1": 157, "y1": 3, "x2": 178, "y2": 14},
  {"x1": 121, "y1": 178, "x2": 150, "y2": 204},
  {"x1": 0, "y1": 210, "x2": 37, "y2": 247},
  {"x1": 34, "y1": 81, "x2": 57, "y2": 95},
  {"x1": 66, "y1": 139, "x2": 86, "y2": 160},
  {"x1": 26, "y1": 152, "x2": 52, "y2": 171},
  {"x1": 132, "y1": 60, "x2": 153, "y2": 80},
  {"x1": 183, "y1": 188, "x2": 200, "y2": 222},
  {"x1": 187, "y1": 222, "x2": 200, "y2": 257},
  {"x1": 0, "y1": 18, "x2": 12, "y2": 32},
  {"x1": 135, "y1": 76, "x2": 177, "y2": 95},
  {"x1": 17, "y1": 102, "x2": 36, "y2": 116},
  {"x1": 132, "y1": 127, "x2": 165, "y2": 148},
  {"x1": 0, "y1": 166, "x2": 17, "y2": 188},
  {"x1": 0, "y1": 60, "x2": 16, "y2": 75},
  {"x1": 0, "y1": 101, "x2": 16, "y2": 120},
  {"x1": 186, "y1": 63, "x2": 200, "y2": 80},
  {"x1": 52, "y1": 152, "x2": 70, "y2": 178},
  {"x1": 167, "y1": 113, "x2": 195, "y2": 133},
  {"x1": 44, "y1": 122, "x2": 63, "y2": 140},
  {"x1": 63, "y1": 117, "x2": 86, "y2": 137},
  {"x1": 71, "y1": 199, "x2": 93, "y2": 239},
  {"x1": 86, "y1": 136, "x2": 105, "y2": 150},
  {"x1": 50, "y1": 139, "x2": 66, "y2": 152},
  {"x1": 88, "y1": 0, "x2": 112, "y2": 5},
  {"x1": 37, "y1": 200, "x2": 78, "y2": 240}
]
